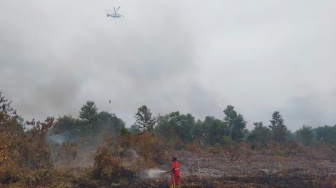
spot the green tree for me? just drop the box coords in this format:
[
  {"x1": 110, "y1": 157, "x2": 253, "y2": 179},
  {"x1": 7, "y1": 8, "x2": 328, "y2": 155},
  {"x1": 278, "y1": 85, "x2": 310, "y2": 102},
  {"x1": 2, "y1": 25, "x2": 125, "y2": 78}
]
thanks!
[
  {"x1": 134, "y1": 105, "x2": 156, "y2": 132},
  {"x1": 97, "y1": 111, "x2": 125, "y2": 136},
  {"x1": 223, "y1": 105, "x2": 247, "y2": 142},
  {"x1": 201, "y1": 116, "x2": 229, "y2": 145},
  {"x1": 155, "y1": 111, "x2": 196, "y2": 143},
  {"x1": 119, "y1": 127, "x2": 132, "y2": 137},
  {"x1": 192, "y1": 120, "x2": 206, "y2": 143},
  {"x1": 314, "y1": 125, "x2": 336, "y2": 145},
  {"x1": 79, "y1": 101, "x2": 98, "y2": 122},
  {"x1": 79, "y1": 101, "x2": 98, "y2": 134},
  {"x1": 53, "y1": 115, "x2": 79, "y2": 140},
  {"x1": 295, "y1": 125, "x2": 314, "y2": 146},
  {"x1": 247, "y1": 122, "x2": 272, "y2": 149},
  {"x1": 155, "y1": 114, "x2": 174, "y2": 141},
  {"x1": 174, "y1": 113, "x2": 195, "y2": 143},
  {"x1": 269, "y1": 111, "x2": 287, "y2": 144}
]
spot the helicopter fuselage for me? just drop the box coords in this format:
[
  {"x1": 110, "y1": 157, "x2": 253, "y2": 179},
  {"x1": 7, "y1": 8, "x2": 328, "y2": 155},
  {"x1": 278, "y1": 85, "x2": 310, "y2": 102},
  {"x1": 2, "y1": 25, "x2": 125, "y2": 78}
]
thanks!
[
  {"x1": 106, "y1": 7, "x2": 122, "y2": 19},
  {"x1": 107, "y1": 13, "x2": 122, "y2": 18}
]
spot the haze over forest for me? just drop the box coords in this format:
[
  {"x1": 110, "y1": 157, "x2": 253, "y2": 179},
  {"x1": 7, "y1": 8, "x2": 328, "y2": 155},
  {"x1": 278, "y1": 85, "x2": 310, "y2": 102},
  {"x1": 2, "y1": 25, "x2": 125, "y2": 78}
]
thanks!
[{"x1": 1, "y1": 0, "x2": 336, "y2": 131}]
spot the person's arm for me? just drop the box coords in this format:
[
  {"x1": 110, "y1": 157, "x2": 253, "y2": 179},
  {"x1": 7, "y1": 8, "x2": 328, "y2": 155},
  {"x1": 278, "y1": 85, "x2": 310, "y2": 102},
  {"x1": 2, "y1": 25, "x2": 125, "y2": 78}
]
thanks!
[{"x1": 171, "y1": 162, "x2": 177, "y2": 173}]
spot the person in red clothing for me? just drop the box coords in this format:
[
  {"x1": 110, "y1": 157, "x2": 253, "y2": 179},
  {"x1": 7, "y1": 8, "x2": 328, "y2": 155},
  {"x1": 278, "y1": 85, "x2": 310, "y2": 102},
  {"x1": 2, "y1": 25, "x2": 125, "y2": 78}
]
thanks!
[{"x1": 169, "y1": 157, "x2": 181, "y2": 188}]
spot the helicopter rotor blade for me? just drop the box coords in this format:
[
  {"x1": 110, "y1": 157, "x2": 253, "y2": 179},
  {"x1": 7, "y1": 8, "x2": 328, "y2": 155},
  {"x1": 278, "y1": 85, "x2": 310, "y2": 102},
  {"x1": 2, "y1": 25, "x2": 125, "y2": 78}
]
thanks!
[{"x1": 116, "y1": 6, "x2": 120, "y2": 11}]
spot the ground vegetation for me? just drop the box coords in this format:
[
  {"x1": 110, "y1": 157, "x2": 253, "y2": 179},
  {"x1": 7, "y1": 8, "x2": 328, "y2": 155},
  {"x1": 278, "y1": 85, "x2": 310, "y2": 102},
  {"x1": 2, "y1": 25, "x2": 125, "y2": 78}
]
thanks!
[{"x1": 1, "y1": 91, "x2": 336, "y2": 187}]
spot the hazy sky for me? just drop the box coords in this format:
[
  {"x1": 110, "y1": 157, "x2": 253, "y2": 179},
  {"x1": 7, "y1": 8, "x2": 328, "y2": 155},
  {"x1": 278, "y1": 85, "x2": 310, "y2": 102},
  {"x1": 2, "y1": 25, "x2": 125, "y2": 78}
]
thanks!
[{"x1": 1, "y1": 0, "x2": 336, "y2": 131}]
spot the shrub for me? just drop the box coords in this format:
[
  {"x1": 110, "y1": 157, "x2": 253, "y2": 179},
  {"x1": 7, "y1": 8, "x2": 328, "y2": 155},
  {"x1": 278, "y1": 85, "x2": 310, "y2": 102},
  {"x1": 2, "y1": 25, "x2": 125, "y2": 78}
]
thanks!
[
  {"x1": 92, "y1": 139, "x2": 123, "y2": 180},
  {"x1": 132, "y1": 132, "x2": 166, "y2": 166}
]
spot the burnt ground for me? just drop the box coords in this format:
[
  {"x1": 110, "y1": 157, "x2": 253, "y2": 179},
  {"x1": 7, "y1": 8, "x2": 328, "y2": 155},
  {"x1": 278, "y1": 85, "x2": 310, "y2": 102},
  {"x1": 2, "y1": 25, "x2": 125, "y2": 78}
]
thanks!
[
  {"x1": 169, "y1": 151, "x2": 336, "y2": 188},
  {"x1": 71, "y1": 150, "x2": 336, "y2": 188},
  {"x1": 72, "y1": 174, "x2": 336, "y2": 188},
  {"x1": 4, "y1": 150, "x2": 336, "y2": 187}
]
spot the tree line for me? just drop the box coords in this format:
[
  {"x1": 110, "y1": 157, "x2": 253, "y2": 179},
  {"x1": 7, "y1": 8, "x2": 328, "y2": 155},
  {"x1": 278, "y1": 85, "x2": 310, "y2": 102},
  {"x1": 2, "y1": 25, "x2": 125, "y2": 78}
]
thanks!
[
  {"x1": 54, "y1": 100, "x2": 336, "y2": 149},
  {"x1": 1, "y1": 91, "x2": 336, "y2": 149}
]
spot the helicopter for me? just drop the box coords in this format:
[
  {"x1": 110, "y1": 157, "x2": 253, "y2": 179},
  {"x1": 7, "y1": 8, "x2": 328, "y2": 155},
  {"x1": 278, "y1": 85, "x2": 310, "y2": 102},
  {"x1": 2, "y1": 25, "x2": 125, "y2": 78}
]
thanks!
[{"x1": 106, "y1": 7, "x2": 122, "y2": 19}]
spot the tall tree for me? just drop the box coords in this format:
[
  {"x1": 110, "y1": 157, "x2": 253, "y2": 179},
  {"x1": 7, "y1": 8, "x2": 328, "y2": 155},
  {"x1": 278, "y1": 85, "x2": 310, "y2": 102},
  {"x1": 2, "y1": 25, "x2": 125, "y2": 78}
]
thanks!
[
  {"x1": 134, "y1": 105, "x2": 156, "y2": 132},
  {"x1": 269, "y1": 111, "x2": 287, "y2": 144},
  {"x1": 79, "y1": 101, "x2": 98, "y2": 134},
  {"x1": 79, "y1": 101, "x2": 98, "y2": 122},
  {"x1": 223, "y1": 105, "x2": 247, "y2": 141}
]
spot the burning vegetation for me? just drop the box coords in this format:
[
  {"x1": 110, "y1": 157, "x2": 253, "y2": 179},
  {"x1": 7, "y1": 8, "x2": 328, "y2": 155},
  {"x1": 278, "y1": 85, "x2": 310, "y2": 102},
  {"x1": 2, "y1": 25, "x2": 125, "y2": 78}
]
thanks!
[{"x1": 1, "y1": 91, "x2": 336, "y2": 187}]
